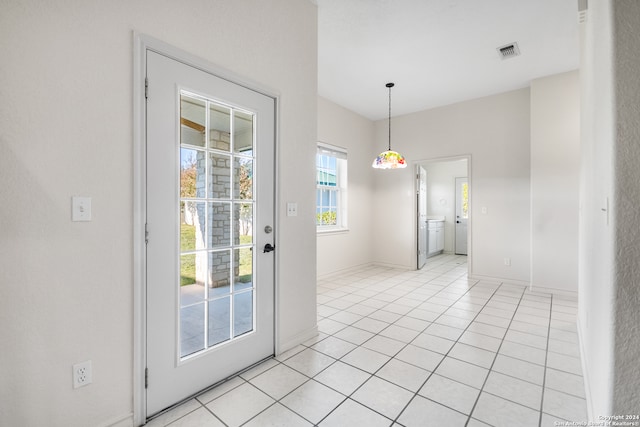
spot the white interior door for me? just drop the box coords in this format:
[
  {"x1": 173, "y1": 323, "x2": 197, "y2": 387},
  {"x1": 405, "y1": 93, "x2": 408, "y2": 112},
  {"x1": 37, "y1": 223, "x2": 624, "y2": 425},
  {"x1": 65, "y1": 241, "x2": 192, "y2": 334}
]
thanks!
[
  {"x1": 455, "y1": 177, "x2": 468, "y2": 255},
  {"x1": 417, "y1": 165, "x2": 428, "y2": 268},
  {"x1": 145, "y1": 51, "x2": 275, "y2": 417}
]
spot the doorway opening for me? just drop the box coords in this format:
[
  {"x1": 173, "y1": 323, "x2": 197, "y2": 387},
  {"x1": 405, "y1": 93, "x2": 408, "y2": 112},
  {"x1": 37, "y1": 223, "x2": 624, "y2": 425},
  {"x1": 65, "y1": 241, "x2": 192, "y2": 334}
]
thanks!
[{"x1": 415, "y1": 156, "x2": 470, "y2": 270}]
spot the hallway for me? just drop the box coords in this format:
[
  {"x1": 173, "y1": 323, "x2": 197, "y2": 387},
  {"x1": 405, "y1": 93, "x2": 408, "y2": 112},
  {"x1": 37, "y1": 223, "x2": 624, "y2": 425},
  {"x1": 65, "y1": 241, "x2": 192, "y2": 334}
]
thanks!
[{"x1": 146, "y1": 255, "x2": 587, "y2": 426}]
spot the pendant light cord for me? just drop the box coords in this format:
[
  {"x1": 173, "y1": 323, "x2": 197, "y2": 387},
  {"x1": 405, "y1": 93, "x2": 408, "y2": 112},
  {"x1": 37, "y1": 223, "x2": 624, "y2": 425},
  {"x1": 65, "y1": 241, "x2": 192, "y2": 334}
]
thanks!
[{"x1": 387, "y1": 84, "x2": 392, "y2": 151}]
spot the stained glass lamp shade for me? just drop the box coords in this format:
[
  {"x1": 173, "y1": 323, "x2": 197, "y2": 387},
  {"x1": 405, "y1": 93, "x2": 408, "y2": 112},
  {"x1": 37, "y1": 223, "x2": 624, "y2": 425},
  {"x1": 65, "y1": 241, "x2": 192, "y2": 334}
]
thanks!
[{"x1": 372, "y1": 150, "x2": 406, "y2": 169}]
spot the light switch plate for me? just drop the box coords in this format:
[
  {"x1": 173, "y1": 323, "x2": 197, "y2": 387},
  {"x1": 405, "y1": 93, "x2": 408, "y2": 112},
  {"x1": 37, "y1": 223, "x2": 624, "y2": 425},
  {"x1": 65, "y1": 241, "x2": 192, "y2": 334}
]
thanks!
[{"x1": 72, "y1": 196, "x2": 92, "y2": 222}]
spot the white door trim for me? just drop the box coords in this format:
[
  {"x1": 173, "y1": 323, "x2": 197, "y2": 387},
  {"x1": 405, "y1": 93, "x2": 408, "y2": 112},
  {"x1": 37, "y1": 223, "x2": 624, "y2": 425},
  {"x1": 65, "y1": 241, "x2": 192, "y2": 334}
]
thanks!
[
  {"x1": 133, "y1": 33, "x2": 280, "y2": 426},
  {"x1": 416, "y1": 165, "x2": 428, "y2": 269}
]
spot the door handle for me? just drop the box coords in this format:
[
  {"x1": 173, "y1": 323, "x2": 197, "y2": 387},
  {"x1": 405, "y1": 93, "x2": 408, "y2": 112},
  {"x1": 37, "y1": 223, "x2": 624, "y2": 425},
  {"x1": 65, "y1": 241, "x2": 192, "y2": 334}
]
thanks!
[{"x1": 263, "y1": 243, "x2": 275, "y2": 253}]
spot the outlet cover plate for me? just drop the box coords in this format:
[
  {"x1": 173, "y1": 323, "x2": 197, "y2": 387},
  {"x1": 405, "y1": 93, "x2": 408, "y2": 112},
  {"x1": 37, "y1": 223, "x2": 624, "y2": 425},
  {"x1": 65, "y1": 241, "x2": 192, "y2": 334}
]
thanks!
[
  {"x1": 286, "y1": 202, "x2": 298, "y2": 217},
  {"x1": 73, "y1": 360, "x2": 92, "y2": 388}
]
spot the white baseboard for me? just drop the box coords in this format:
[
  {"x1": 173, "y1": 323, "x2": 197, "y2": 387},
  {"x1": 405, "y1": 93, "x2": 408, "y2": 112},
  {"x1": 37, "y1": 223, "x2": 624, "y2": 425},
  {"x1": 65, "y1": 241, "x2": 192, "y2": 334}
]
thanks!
[
  {"x1": 317, "y1": 262, "x2": 378, "y2": 280},
  {"x1": 98, "y1": 413, "x2": 133, "y2": 427},
  {"x1": 577, "y1": 315, "x2": 595, "y2": 421},
  {"x1": 529, "y1": 284, "x2": 579, "y2": 299},
  {"x1": 277, "y1": 325, "x2": 318, "y2": 356},
  {"x1": 469, "y1": 273, "x2": 530, "y2": 287},
  {"x1": 318, "y1": 262, "x2": 414, "y2": 280},
  {"x1": 470, "y1": 274, "x2": 579, "y2": 298},
  {"x1": 369, "y1": 261, "x2": 413, "y2": 271}
]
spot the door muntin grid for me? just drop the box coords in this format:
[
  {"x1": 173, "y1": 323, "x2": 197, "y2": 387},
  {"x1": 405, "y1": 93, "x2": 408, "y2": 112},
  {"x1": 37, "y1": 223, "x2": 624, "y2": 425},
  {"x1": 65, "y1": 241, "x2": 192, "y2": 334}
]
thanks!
[{"x1": 179, "y1": 91, "x2": 256, "y2": 359}]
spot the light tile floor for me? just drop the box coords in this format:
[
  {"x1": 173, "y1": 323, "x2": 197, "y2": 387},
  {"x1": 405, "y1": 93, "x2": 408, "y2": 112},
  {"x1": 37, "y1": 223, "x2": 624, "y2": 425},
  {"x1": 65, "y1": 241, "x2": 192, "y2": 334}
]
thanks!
[{"x1": 146, "y1": 254, "x2": 588, "y2": 427}]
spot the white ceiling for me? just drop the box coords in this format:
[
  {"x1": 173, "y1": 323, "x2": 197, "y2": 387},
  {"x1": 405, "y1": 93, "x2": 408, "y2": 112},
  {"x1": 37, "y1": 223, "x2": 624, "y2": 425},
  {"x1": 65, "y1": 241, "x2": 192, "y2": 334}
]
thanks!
[{"x1": 317, "y1": 0, "x2": 580, "y2": 120}]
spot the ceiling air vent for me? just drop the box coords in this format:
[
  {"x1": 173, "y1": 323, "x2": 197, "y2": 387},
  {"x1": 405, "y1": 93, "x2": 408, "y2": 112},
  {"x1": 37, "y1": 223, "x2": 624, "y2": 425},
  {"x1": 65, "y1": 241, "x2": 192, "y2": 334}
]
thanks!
[{"x1": 497, "y1": 42, "x2": 520, "y2": 60}]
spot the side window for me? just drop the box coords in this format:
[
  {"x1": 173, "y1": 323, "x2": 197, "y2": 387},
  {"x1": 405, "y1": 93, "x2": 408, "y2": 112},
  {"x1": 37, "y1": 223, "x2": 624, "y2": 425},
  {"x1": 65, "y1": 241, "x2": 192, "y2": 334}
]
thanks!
[{"x1": 316, "y1": 143, "x2": 347, "y2": 231}]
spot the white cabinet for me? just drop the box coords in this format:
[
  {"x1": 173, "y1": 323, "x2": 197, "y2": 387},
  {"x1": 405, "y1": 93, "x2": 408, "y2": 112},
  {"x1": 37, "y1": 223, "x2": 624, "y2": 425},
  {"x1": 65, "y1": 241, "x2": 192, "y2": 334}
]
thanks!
[
  {"x1": 437, "y1": 225, "x2": 444, "y2": 252},
  {"x1": 427, "y1": 220, "x2": 445, "y2": 257},
  {"x1": 428, "y1": 228, "x2": 437, "y2": 254}
]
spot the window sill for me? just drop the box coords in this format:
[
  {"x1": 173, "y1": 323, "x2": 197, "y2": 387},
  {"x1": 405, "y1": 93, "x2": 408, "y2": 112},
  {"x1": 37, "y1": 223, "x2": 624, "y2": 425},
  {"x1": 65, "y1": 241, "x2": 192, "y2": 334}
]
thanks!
[{"x1": 317, "y1": 227, "x2": 349, "y2": 235}]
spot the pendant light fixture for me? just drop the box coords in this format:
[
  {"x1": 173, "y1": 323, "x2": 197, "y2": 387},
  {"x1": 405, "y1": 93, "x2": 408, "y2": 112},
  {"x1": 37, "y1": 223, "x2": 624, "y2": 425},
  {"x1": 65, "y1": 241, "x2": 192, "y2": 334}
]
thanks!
[{"x1": 372, "y1": 82, "x2": 407, "y2": 169}]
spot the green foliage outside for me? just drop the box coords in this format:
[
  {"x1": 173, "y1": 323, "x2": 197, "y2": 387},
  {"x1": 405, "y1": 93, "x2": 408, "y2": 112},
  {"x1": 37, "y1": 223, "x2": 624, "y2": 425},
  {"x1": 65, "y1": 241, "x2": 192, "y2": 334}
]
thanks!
[
  {"x1": 180, "y1": 223, "x2": 196, "y2": 286},
  {"x1": 316, "y1": 211, "x2": 337, "y2": 226}
]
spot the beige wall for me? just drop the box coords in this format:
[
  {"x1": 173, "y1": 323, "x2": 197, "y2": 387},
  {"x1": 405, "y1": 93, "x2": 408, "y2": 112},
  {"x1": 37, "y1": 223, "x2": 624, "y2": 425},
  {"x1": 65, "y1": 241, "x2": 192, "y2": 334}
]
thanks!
[
  {"x1": 530, "y1": 71, "x2": 580, "y2": 293},
  {"x1": 317, "y1": 97, "x2": 376, "y2": 277},
  {"x1": 0, "y1": 1, "x2": 318, "y2": 426}
]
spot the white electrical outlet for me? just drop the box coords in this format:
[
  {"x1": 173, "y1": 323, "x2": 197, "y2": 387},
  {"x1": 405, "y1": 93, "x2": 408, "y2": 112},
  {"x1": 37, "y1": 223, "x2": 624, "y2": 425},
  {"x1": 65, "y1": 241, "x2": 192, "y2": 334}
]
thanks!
[
  {"x1": 286, "y1": 202, "x2": 298, "y2": 217},
  {"x1": 504, "y1": 257, "x2": 511, "y2": 266},
  {"x1": 73, "y1": 360, "x2": 92, "y2": 389}
]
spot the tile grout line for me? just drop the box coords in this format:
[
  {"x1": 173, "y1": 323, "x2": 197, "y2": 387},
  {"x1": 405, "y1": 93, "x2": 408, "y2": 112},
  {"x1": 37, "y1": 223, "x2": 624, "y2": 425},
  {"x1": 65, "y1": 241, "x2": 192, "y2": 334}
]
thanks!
[
  {"x1": 314, "y1": 259, "x2": 475, "y2": 425},
  {"x1": 158, "y1": 355, "x2": 279, "y2": 426},
  {"x1": 255, "y1": 261, "x2": 457, "y2": 427},
  {"x1": 307, "y1": 258, "x2": 472, "y2": 425},
  {"x1": 306, "y1": 266, "x2": 576, "y2": 424},
  {"x1": 462, "y1": 282, "x2": 529, "y2": 427},
  {"x1": 201, "y1": 400, "x2": 228, "y2": 427},
  {"x1": 244, "y1": 379, "x2": 334, "y2": 426},
  {"x1": 389, "y1": 278, "x2": 509, "y2": 426},
  {"x1": 538, "y1": 294, "x2": 553, "y2": 427},
  {"x1": 202, "y1": 281, "x2": 541, "y2": 426}
]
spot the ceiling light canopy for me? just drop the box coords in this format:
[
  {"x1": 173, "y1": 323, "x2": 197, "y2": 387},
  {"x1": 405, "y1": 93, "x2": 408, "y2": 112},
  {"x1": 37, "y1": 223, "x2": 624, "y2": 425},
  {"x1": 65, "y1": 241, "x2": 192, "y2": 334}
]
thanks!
[{"x1": 372, "y1": 83, "x2": 406, "y2": 169}]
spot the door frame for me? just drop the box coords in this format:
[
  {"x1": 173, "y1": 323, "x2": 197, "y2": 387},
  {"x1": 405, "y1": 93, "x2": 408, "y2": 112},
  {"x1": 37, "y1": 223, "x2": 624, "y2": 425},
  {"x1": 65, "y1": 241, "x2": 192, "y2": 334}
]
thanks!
[
  {"x1": 411, "y1": 155, "x2": 472, "y2": 273},
  {"x1": 133, "y1": 33, "x2": 280, "y2": 425},
  {"x1": 416, "y1": 165, "x2": 428, "y2": 269}
]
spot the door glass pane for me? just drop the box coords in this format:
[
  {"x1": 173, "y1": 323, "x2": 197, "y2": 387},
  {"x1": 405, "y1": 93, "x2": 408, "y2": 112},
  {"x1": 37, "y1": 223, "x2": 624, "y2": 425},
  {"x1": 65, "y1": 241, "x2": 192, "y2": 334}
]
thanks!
[
  {"x1": 208, "y1": 297, "x2": 231, "y2": 347},
  {"x1": 208, "y1": 250, "x2": 231, "y2": 295},
  {"x1": 181, "y1": 95, "x2": 206, "y2": 148},
  {"x1": 234, "y1": 248, "x2": 253, "y2": 291},
  {"x1": 179, "y1": 91, "x2": 256, "y2": 360},
  {"x1": 181, "y1": 148, "x2": 205, "y2": 198},
  {"x1": 208, "y1": 202, "x2": 231, "y2": 248},
  {"x1": 208, "y1": 152, "x2": 231, "y2": 199},
  {"x1": 180, "y1": 303, "x2": 205, "y2": 358},
  {"x1": 234, "y1": 157, "x2": 253, "y2": 200},
  {"x1": 209, "y1": 104, "x2": 231, "y2": 151},
  {"x1": 180, "y1": 254, "x2": 199, "y2": 289},
  {"x1": 181, "y1": 202, "x2": 205, "y2": 252},
  {"x1": 234, "y1": 203, "x2": 253, "y2": 246},
  {"x1": 234, "y1": 291, "x2": 253, "y2": 337},
  {"x1": 233, "y1": 110, "x2": 253, "y2": 155}
]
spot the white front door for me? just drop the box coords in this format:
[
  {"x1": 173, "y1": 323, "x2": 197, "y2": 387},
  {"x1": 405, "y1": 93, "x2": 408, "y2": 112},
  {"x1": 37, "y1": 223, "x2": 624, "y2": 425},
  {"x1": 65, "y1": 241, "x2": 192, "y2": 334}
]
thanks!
[
  {"x1": 417, "y1": 165, "x2": 428, "y2": 269},
  {"x1": 145, "y1": 51, "x2": 275, "y2": 417},
  {"x1": 455, "y1": 177, "x2": 468, "y2": 255}
]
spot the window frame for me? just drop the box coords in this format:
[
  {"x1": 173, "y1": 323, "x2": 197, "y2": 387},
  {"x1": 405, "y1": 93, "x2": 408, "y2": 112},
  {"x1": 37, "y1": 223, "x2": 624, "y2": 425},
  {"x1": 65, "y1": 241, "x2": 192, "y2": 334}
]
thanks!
[{"x1": 316, "y1": 142, "x2": 348, "y2": 233}]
